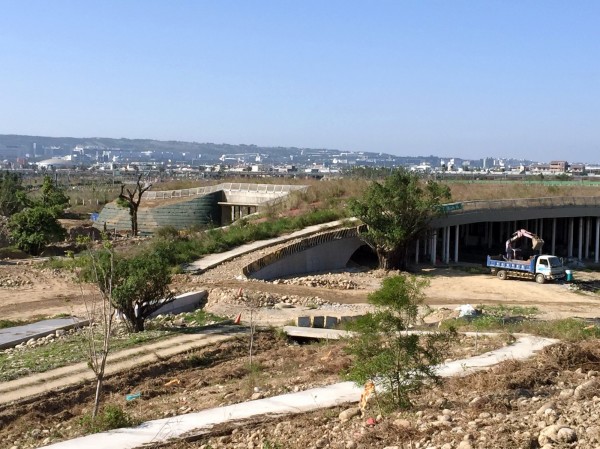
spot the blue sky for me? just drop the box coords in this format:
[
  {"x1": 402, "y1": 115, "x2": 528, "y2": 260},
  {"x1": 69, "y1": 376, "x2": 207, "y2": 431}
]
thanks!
[{"x1": 1, "y1": 1, "x2": 598, "y2": 162}]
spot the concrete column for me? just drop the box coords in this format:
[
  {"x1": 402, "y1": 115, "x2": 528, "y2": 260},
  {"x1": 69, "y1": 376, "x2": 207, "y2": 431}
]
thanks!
[
  {"x1": 539, "y1": 219, "x2": 544, "y2": 254},
  {"x1": 596, "y1": 218, "x2": 600, "y2": 264},
  {"x1": 585, "y1": 218, "x2": 591, "y2": 260},
  {"x1": 552, "y1": 218, "x2": 557, "y2": 256},
  {"x1": 568, "y1": 218, "x2": 574, "y2": 258},
  {"x1": 431, "y1": 231, "x2": 437, "y2": 264},
  {"x1": 429, "y1": 233, "x2": 433, "y2": 264},
  {"x1": 231, "y1": 206, "x2": 235, "y2": 223},
  {"x1": 578, "y1": 217, "x2": 584, "y2": 260},
  {"x1": 442, "y1": 227, "x2": 447, "y2": 263},
  {"x1": 415, "y1": 239, "x2": 419, "y2": 264},
  {"x1": 445, "y1": 226, "x2": 451, "y2": 263},
  {"x1": 484, "y1": 223, "x2": 489, "y2": 248},
  {"x1": 454, "y1": 225, "x2": 459, "y2": 262}
]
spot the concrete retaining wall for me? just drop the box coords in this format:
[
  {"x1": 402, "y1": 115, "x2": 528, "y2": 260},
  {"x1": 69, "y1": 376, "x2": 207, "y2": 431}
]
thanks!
[
  {"x1": 150, "y1": 291, "x2": 208, "y2": 317},
  {"x1": 95, "y1": 192, "x2": 222, "y2": 234}
]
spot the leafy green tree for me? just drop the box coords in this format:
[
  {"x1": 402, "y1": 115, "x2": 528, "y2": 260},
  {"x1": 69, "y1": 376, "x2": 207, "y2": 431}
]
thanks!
[
  {"x1": 39, "y1": 175, "x2": 70, "y2": 212},
  {"x1": 348, "y1": 168, "x2": 451, "y2": 270},
  {"x1": 0, "y1": 171, "x2": 29, "y2": 216},
  {"x1": 345, "y1": 274, "x2": 455, "y2": 410},
  {"x1": 8, "y1": 206, "x2": 66, "y2": 255},
  {"x1": 96, "y1": 252, "x2": 174, "y2": 332}
]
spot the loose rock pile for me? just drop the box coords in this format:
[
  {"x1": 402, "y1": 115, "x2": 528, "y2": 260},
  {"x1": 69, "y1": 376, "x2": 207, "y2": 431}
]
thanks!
[
  {"x1": 273, "y1": 275, "x2": 361, "y2": 290},
  {"x1": 2, "y1": 328, "x2": 76, "y2": 353},
  {"x1": 193, "y1": 358, "x2": 600, "y2": 449},
  {"x1": 0, "y1": 275, "x2": 33, "y2": 288},
  {"x1": 206, "y1": 287, "x2": 331, "y2": 309}
]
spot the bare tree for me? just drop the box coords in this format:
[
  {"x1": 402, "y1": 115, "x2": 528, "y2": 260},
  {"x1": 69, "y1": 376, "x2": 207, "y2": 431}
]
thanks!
[
  {"x1": 238, "y1": 289, "x2": 261, "y2": 368},
  {"x1": 80, "y1": 241, "x2": 116, "y2": 418},
  {"x1": 117, "y1": 173, "x2": 152, "y2": 236}
]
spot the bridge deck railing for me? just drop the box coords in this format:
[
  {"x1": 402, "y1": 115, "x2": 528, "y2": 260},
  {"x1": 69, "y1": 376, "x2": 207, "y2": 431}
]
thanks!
[
  {"x1": 144, "y1": 183, "x2": 307, "y2": 200},
  {"x1": 452, "y1": 196, "x2": 600, "y2": 213}
]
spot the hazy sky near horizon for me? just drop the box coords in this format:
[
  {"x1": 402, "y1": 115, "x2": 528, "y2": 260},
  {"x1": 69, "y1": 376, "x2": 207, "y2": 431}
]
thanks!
[{"x1": 1, "y1": 1, "x2": 598, "y2": 162}]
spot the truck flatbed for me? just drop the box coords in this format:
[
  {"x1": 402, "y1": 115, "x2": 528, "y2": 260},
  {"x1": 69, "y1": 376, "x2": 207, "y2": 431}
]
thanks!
[{"x1": 487, "y1": 256, "x2": 535, "y2": 272}]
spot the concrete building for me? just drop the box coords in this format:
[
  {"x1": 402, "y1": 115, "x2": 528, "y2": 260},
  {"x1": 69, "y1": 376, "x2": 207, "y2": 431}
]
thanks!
[{"x1": 549, "y1": 161, "x2": 568, "y2": 173}]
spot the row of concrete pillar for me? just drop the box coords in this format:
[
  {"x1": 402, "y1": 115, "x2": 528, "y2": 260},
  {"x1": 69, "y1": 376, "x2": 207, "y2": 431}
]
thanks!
[
  {"x1": 229, "y1": 205, "x2": 256, "y2": 223},
  {"x1": 415, "y1": 217, "x2": 600, "y2": 265}
]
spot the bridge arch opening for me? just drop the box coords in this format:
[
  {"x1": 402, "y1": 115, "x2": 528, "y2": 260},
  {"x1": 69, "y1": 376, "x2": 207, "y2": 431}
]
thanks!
[{"x1": 348, "y1": 244, "x2": 378, "y2": 269}]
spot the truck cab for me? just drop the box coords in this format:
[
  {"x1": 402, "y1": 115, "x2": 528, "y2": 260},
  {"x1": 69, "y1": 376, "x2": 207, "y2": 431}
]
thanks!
[{"x1": 534, "y1": 255, "x2": 566, "y2": 282}]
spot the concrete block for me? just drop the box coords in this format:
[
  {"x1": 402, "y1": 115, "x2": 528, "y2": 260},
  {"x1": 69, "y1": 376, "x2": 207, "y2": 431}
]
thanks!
[
  {"x1": 324, "y1": 316, "x2": 339, "y2": 329},
  {"x1": 311, "y1": 316, "x2": 325, "y2": 328},
  {"x1": 296, "y1": 316, "x2": 312, "y2": 327}
]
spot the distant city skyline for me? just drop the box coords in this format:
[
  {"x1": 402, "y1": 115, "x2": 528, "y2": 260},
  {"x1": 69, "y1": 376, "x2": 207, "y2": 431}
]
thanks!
[
  {"x1": 4, "y1": 133, "x2": 599, "y2": 167},
  {"x1": 1, "y1": 1, "x2": 598, "y2": 162}
]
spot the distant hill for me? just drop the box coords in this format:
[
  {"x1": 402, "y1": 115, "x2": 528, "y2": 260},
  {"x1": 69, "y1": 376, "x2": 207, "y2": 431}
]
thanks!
[
  {"x1": 1, "y1": 134, "x2": 525, "y2": 169},
  {"x1": 0, "y1": 134, "x2": 325, "y2": 163}
]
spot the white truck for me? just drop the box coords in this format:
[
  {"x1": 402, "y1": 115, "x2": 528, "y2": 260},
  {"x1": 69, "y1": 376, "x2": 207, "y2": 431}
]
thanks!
[
  {"x1": 487, "y1": 254, "x2": 566, "y2": 283},
  {"x1": 486, "y1": 229, "x2": 566, "y2": 283}
]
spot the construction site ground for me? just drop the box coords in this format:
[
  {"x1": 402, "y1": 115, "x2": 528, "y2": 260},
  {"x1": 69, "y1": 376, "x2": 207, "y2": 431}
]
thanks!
[
  {"x1": 2, "y1": 237, "x2": 600, "y2": 448},
  {"x1": 2, "y1": 256, "x2": 600, "y2": 324}
]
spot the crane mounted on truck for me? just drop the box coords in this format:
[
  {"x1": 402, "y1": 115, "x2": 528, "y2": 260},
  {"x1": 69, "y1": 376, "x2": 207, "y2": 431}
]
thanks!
[
  {"x1": 487, "y1": 229, "x2": 566, "y2": 283},
  {"x1": 505, "y1": 229, "x2": 544, "y2": 260}
]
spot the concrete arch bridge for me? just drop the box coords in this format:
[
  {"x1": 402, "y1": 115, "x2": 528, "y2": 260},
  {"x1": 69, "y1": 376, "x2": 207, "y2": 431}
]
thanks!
[{"x1": 243, "y1": 196, "x2": 600, "y2": 279}]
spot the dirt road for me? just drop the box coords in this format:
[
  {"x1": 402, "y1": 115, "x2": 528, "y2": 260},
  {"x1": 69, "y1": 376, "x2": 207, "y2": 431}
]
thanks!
[
  {"x1": 1, "y1": 259, "x2": 599, "y2": 322},
  {"x1": 0, "y1": 263, "x2": 87, "y2": 320},
  {"x1": 422, "y1": 267, "x2": 600, "y2": 319}
]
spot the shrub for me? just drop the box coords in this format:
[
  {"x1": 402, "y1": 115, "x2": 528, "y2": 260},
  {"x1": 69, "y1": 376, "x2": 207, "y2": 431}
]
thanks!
[
  {"x1": 80, "y1": 404, "x2": 135, "y2": 433},
  {"x1": 8, "y1": 206, "x2": 66, "y2": 255},
  {"x1": 345, "y1": 275, "x2": 456, "y2": 410},
  {"x1": 154, "y1": 225, "x2": 180, "y2": 239}
]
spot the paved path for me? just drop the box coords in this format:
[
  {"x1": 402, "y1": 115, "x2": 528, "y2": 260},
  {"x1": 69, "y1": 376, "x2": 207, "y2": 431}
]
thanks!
[
  {"x1": 44, "y1": 332, "x2": 558, "y2": 449},
  {"x1": 0, "y1": 325, "x2": 244, "y2": 405},
  {"x1": 184, "y1": 219, "x2": 357, "y2": 273},
  {"x1": 0, "y1": 317, "x2": 89, "y2": 350}
]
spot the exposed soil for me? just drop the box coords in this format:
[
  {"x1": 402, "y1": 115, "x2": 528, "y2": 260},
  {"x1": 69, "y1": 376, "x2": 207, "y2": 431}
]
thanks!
[
  {"x1": 0, "y1": 330, "x2": 502, "y2": 449},
  {"x1": 142, "y1": 340, "x2": 600, "y2": 449},
  {"x1": 2, "y1": 246, "x2": 600, "y2": 323},
  {"x1": 0, "y1": 261, "x2": 85, "y2": 320},
  {"x1": 2, "y1": 239, "x2": 600, "y2": 448}
]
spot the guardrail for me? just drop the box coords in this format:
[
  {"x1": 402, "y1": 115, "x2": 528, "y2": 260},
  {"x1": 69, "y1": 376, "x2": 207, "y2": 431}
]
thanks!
[
  {"x1": 448, "y1": 196, "x2": 600, "y2": 213},
  {"x1": 145, "y1": 183, "x2": 307, "y2": 200}
]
